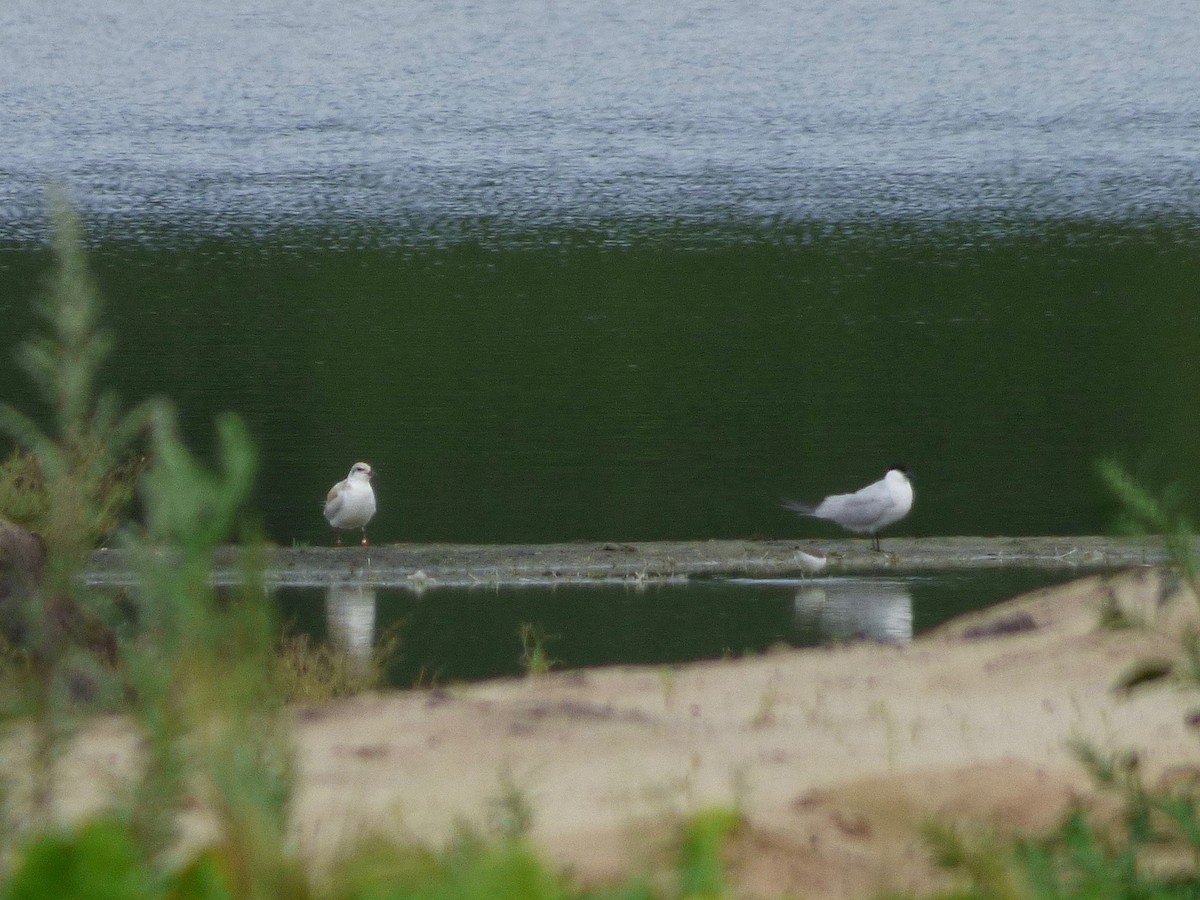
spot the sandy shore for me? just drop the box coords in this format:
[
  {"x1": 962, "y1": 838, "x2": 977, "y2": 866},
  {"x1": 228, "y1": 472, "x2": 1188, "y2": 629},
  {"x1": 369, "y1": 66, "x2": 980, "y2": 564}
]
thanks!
[{"x1": 44, "y1": 563, "x2": 1200, "y2": 897}]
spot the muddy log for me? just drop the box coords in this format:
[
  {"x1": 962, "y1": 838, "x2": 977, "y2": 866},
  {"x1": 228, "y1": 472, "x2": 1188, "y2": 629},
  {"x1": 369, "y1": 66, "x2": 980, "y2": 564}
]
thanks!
[{"x1": 84, "y1": 535, "x2": 1175, "y2": 588}]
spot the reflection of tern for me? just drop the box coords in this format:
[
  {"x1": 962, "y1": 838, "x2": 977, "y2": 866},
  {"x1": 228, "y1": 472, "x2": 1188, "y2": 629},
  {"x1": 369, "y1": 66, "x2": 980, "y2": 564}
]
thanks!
[
  {"x1": 793, "y1": 579, "x2": 913, "y2": 643},
  {"x1": 783, "y1": 467, "x2": 913, "y2": 551},
  {"x1": 324, "y1": 462, "x2": 377, "y2": 546},
  {"x1": 326, "y1": 583, "x2": 377, "y2": 667}
]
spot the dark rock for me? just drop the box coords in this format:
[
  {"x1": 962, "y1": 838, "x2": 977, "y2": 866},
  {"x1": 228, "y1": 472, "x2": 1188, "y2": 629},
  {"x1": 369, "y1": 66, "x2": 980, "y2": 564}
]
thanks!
[
  {"x1": 1114, "y1": 659, "x2": 1175, "y2": 694},
  {"x1": 1, "y1": 516, "x2": 119, "y2": 677},
  {"x1": 962, "y1": 612, "x2": 1038, "y2": 640},
  {"x1": 0, "y1": 517, "x2": 48, "y2": 638},
  {"x1": 0, "y1": 516, "x2": 47, "y2": 602}
]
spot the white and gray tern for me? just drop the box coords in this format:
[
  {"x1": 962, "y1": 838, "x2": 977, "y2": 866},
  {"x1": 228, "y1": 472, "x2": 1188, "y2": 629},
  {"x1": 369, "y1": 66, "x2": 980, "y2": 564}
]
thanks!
[
  {"x1": 324, "y1": 462, "x2": 377, "y2": 546},
  {"x1": 783, "y1": 466, "x2": 913, "y2": 551}
]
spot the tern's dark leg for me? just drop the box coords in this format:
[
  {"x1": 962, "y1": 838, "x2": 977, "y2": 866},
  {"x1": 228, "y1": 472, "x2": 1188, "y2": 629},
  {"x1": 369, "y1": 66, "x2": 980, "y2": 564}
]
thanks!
[
  {"x1": 334, "y1": 532, "x2": 343, "y2": 547},
  {"x1": 871, "y1": 534, "x2": 881, "y2": 552}
]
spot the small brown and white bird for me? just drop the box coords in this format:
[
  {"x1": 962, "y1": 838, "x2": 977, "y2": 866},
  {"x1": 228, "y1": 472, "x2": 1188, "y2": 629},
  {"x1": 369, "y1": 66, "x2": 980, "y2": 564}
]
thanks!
[{"x1": 323, "y1": 462, "x2": 377, "y2": 546}]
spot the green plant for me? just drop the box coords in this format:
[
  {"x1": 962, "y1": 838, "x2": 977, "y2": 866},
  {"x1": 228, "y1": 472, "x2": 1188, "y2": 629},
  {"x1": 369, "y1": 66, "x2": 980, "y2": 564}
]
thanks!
[
  {"x1": 926, "y1": 809, "x2": 1176, "y2": 900},
  {"x1": 1014, "y1": 811, "x2": 1148, "y2": 899},
  {"x1": 1096, "y1": 460, "x2": 1200, "y2": 600},
  {"x1": 921, "y1": 820, "x2": 1022, "y2": 900},
  {"x1": 0, "y1": 196, "x2": 159, "y2": 843},
  {"x1": 675, "y1": 808, "x2": 741, "y2": 899},
  {"x1": 326, "y1": 832, "x2": 571, "y2": 900},
  {"x1": 0, "y1": 815, "x2": 255, "y2": 900},
  {"x1": 1, "y1": 817, "x2": 157, "y2": 900},
  {"x1": 0, "y1": 448, "x2": 142, "y2": 546},
  {"x1": 656, "y1": 667, "x2": 677, "y2": 710},
  {"x1": 119, "y1": 409, "x2": 300, "y2": 898},
  {"x1": 274, "y1": 626, "x2": 397, "y2": 705},
  {"x1": 916, "y1": 468, "x2": 1200, "y2": 899},
  {"x1": 0, "y1": 196, "x2": 305, "y2": 898},
  {"x1": 322, "y1": 807, "x2": 740, "y2": 900},
  {"x1": 486, "y1": 767, "x2": 535, "y2": 841},
  {"x1": 1097, "y1": 461, "x2": 1200, "y2": 692},
  {"x1": 0, "y1": 451, "x2": 51, "y2": 534},
  {"x1": 518, "y1": 623, "x2": 559, "y2": 677},
  {"x1": 0, "y1": 196, "x2": 157, "y2": 562},
  {"x1": 749, "y1": 685, "x2": 776, "y2": 728}
]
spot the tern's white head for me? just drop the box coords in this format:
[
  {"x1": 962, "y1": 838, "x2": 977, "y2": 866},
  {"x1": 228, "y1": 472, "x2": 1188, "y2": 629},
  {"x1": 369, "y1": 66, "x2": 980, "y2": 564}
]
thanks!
[{"x1": 882, "y1": 466, "x2": 915, "y2": 524}]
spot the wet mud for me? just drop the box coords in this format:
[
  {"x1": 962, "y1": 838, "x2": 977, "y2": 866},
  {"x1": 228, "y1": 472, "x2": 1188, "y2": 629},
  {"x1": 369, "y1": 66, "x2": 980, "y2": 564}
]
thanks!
[{"x1": 85, "y1": 535, "x2": 1172, "y2": 588}]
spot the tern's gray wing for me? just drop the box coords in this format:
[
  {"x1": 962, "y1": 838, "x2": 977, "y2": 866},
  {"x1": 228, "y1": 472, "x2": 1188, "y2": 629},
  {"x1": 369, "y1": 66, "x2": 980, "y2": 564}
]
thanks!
[{"x1": 814, "y1": 481, "x2": 896, "y2": 529}]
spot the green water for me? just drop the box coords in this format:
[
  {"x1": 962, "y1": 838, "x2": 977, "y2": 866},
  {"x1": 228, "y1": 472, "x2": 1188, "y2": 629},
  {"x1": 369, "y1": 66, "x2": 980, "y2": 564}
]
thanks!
[
  {"x1": 4, "y1": 221, "x2": 1198, "y2": 544},
  {"x1": 278, "y1": 569, "x2": 1070, "y2": 686}
]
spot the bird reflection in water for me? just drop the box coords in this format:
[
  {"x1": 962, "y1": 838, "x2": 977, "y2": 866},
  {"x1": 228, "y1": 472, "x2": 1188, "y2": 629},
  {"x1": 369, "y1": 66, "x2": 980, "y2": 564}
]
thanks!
[
  {"x1": 793, "y1": 578, "x2": 913, "y2": 644},
  {"x1": 325, "y1": 583, "x2": 377, "y2": 668}
]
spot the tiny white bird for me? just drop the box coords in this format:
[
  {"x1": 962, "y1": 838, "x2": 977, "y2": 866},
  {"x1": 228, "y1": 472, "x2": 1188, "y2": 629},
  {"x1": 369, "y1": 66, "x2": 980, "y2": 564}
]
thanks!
[
  {"x1": 324, "y1": 462, "x2": 377, "y2": 546},
  {"x1": 793, "y1": 548, "x2": 829, "y2": 575},
  {"x1": 783, "y1": 466, "x2": 913, "y2": 552}
]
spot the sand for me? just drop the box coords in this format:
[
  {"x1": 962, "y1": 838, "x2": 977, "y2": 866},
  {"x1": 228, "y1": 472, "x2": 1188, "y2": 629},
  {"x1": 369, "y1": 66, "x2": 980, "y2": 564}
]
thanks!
[{"x1": 30, "y1": 565, "x2": 1200, "y2": 896}]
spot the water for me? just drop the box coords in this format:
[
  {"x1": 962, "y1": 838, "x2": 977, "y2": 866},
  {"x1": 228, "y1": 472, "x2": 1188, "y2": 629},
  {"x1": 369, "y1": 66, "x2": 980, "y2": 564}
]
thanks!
[
  {"x1": 280, "y1": 570, "x2": 1068, "y2": 687},
  {"x1": 1, "y1": 8, "x2": 1199, "y2": 555},
  {"x1": 3, "y1": 0, "x2": 1199, "y2": 232},
  {"x1": 3, "y1": 227, "x2": 1196, "y2": 544}
]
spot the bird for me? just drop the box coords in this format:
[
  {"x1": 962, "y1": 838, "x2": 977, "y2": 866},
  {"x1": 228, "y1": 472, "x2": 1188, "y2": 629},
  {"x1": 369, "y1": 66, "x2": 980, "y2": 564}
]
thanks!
[
  {"x1": 323, "y1": 462, "x2": 377, "y2": 546},
  {"x1": 793, "y1": 548, "x2": 829, "y2": 575},
  {"x1": 782, "y1": 466, "x2": 913, "y2": 552}
]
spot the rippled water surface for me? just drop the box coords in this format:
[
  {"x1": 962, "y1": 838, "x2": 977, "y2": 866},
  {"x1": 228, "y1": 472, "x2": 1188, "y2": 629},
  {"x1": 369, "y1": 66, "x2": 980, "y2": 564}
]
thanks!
[{"x1": 3, "y1": 0, "x2": 1199, "y2": 233}]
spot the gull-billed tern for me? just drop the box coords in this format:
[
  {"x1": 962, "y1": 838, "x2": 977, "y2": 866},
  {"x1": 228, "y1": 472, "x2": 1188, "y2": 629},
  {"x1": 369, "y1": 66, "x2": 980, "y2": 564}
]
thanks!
[
  {"x1": 324, "y1": 461, "x2": 377, "y2": 546},
  {"x1": 783, "y1": 466, "x2": 913, "y2": 551}
]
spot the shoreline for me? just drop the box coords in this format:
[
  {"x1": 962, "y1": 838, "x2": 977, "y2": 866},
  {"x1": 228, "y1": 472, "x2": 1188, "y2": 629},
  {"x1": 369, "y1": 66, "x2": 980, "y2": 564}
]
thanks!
[
  {"x1": 85, "y1": 535, "x2": 1172, "y2": 588},
  {"x1": 38, "y1": 564, "x2": 1200, "y2": 898}
]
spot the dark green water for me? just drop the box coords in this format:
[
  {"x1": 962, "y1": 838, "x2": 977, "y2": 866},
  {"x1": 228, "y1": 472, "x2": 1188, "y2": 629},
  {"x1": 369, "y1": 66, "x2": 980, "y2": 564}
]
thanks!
[
  {"x1": 278, "y1": 570, "x2": 1068, "y2": 687},
  {"x1": 4, "y1": 222, "x2": 1199, "y2": 543}
]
